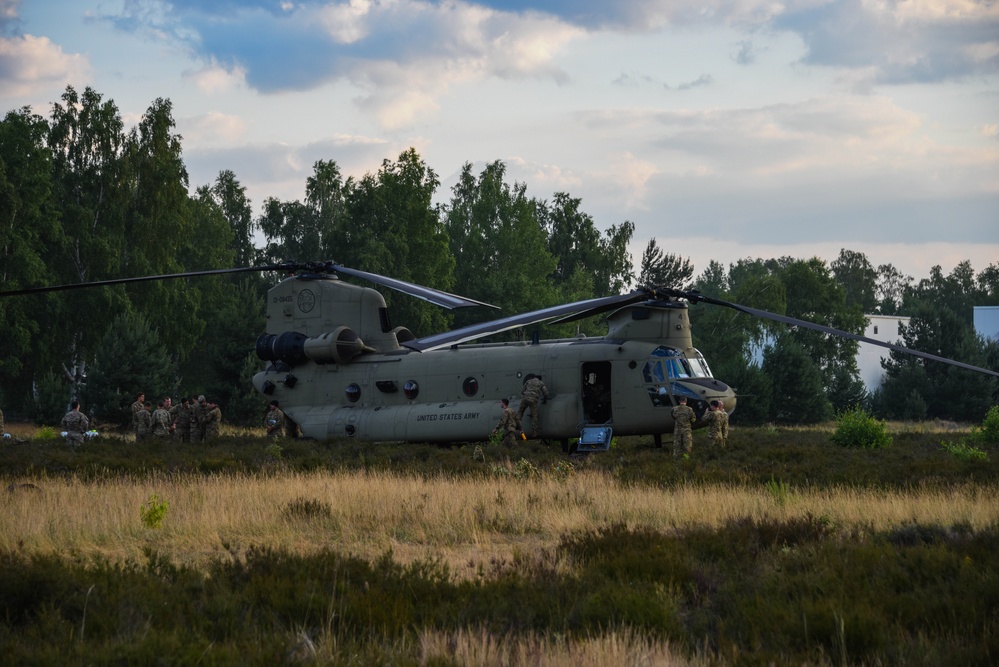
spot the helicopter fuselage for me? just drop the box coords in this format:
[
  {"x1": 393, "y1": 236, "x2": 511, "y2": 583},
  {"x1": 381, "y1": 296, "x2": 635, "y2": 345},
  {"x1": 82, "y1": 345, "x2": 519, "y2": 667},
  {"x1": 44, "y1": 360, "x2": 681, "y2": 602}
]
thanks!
[{"x1": 252, "y1": 275, "x2": 736, "y2": 443}]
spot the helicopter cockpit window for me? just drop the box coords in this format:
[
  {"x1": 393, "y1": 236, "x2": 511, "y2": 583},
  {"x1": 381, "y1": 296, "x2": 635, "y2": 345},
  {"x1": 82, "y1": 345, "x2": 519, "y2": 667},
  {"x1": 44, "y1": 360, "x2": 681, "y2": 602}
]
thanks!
[
  {"x1": 687, "y1": 350, "x2": 712, "y2": 378},
  {"x1": 345, "y1": 383, "x2": 361, "y2": 403},
  {"x1": 462, "y1": 377, "x2": 479, "y2": 397},
  {"x1": 642, "y1": 346, "x2": 675, "y2": 383},
  {"x1": 404, "y1": 380, "x2": 419, "y2": 400}
]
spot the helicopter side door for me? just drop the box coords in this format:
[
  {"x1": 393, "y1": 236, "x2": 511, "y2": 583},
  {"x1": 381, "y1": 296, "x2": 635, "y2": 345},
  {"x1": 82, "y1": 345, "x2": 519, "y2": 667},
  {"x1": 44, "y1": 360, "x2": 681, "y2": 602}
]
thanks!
[{"x1": 581, "y1": 361, "x2": 612, "y2": 424}]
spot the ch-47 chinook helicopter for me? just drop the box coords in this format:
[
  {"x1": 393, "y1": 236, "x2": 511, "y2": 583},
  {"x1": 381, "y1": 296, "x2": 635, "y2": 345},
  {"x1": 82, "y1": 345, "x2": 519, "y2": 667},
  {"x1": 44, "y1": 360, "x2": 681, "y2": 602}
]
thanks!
[{"x1": 3, "y1": 260, "x2": 998, "y2": 451}]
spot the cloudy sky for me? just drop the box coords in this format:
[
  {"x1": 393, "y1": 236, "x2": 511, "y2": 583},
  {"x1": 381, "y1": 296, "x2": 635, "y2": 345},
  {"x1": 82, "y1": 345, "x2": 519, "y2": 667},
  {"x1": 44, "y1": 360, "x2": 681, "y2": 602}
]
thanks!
[{"x1": 2, "y1": 0, "x2": 997, "y2": 283}]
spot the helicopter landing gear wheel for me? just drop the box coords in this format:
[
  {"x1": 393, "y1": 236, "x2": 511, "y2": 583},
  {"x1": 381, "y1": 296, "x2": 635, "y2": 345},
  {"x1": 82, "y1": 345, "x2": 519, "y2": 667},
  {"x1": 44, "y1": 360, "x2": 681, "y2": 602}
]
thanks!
[
  {"x1": 653, "y1": 433, "x2": 662, "y2": 448},
  {"x1": 561, "y1": 438, "x2": 570, "y2": 453}
]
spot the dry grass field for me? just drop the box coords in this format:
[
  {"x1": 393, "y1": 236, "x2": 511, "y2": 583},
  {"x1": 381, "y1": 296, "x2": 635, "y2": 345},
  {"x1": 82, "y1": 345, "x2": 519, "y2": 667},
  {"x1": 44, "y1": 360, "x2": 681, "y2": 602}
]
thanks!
[{"x1": 3, "y1": 468, "x2": 996, "y2": 574}]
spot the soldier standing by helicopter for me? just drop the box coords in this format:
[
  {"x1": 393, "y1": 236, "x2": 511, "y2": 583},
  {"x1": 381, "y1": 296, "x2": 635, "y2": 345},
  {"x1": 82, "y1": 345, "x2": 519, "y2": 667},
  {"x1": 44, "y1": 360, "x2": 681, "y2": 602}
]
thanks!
[
  {"x1": 705, "y1": 400, "x2": 729, "y2": 449},
  {"x1": 670, "y1": 396, "x2": 696, "y2": 457},
  {"x1": 130, "y1": 392, "x2": 145, "y2": 440},
  {"x1": 135, "y1": 401, "x2": 153, "y2": 442},
  {"x1": 204, "y1": 401, "x2": 223, "y2": 440},
  {"x1": 265, "y1": 400, "x2": 285, "y2": 438},
  {"x1": 151, "y1": 400, "x2": 171, "y2": 438},
  {"x1": 170, "y1": 397, "x2": 193, "y2": 442},
  {"x1": 61, "y1": 400, "x2": 89, "y2": 447},
  {"x1": 492, "y1": 398, "x2": 522, "y2": 447},
  {"x1": 517, "y1": 374, "x2": 549, "y2": 439},
  {"x1": 194, "y1": 395, "x2": 208, "y2": 442}
]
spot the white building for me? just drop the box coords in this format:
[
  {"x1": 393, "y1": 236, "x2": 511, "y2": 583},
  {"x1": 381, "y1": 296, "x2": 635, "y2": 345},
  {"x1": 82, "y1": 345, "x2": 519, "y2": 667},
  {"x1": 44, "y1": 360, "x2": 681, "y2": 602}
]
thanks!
[
  {"x1": 974, "y1": 306, "x2": 999, "y2": 342},
  {"x1": 856, "y1": 315, "x2": 911, "y2": 393}
]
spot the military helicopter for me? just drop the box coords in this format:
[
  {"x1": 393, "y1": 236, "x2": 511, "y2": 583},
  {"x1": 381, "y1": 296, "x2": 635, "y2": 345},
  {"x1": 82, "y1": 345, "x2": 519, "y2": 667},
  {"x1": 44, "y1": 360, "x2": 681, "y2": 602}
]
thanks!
[{"x1": 3, "y1": 261, "x2": 998, "y2": 451}]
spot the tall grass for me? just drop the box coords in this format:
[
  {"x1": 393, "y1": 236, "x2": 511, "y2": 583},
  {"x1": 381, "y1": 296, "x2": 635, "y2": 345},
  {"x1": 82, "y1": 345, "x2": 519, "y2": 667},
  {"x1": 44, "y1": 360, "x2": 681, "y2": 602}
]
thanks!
[{"x1": 3, "y1": 469, "x2": 996, "y2": 572}]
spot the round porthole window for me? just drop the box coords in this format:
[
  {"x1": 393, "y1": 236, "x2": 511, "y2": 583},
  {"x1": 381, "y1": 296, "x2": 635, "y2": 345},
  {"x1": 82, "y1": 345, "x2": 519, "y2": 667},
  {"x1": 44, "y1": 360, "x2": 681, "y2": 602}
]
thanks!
[
  {"x1": 404, "y1": 380, "x2": 419, "y2": 400},
  {"x1": 462, "y1": 377, "x2": 479, "y2": 397},
  {"x1": 345, "y1": 383, "x2": 361, "y2": 402}
]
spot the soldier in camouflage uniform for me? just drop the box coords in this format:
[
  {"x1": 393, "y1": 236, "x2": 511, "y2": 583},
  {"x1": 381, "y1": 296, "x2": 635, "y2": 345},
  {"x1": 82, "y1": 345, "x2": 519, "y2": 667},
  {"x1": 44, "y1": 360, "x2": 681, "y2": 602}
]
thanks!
[
  {"x1": 265, "y1": 400, "x2": 285, "y2": 438},
  {"x1": 670, "y1": 396, "x2": 696, "y2": 457},
  {"x1": 194, "y1": 395, "x2": 209, "y2": 442},
  {"x1": 151, "y1": 400, "x2": 171, "y2": 438},
  {"x1": 705, "y1": 400, "x2": 729, "y2": 449},
  {"x1": 135, "y1": 401, "x2": 153, "y2": 442},
  {"x1": 517, "y1": 374, "x2": 549, "y2": 439},
  {"x1": 61, "y1": 400, "x2": 90, "y2": 447},
  {"x1": 204, "y1": 402, "x2": 222, "y2": 440},
  {"x1": 170, "y1": 398, "x2": 194, "y2": 443},
  {"x1": 130, "y1": 392, "x2": 145, "y2": 440},
  {"x1": 492, "y1": 398, "x2": 522, "y2": 447}
]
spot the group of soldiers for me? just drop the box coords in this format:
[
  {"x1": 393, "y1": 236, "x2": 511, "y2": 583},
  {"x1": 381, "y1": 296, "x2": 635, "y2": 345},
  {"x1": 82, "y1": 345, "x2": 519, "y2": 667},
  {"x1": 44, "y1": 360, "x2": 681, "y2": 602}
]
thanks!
[
  {"x1": 671, "y1": 396, "x2": 729, "y2": 456},
  {"x1": 493, "y1": 374, "x2": 550, "y2": 447},
  {"x1": 130, "y1": 392, "x2": 222, "y2": 442},
  {"x1": 490, "y1": 375, "x2": 731, "y2": 456}
]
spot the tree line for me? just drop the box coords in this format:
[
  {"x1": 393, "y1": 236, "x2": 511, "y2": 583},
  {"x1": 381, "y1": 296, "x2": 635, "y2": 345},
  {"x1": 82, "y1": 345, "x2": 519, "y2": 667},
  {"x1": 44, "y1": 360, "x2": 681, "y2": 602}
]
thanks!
[{"x1": 1, "y1": 86, "x2": 996, "y2": 427}]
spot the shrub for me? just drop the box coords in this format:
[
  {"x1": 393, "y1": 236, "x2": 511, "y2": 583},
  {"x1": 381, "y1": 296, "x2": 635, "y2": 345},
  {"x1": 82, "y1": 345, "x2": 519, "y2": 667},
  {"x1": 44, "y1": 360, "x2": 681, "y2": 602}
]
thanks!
[
  {"x1": 941, "y1": 441, "x2": 989, "y2": 462},
  {"x1": 831, "y1": 406, "x2": 892, "y2": 449},
  {"x1": 283, "y1": 497, "x2": 333, "y2": 521},
  {"x1": 140, "y1": 494, "x2": 168, "y2": 529},
  {"x1": 968, "y1": 406, "x2": 999, "y2": 447},
  {"x1": 764, "y1": 476, "x2": 792, "y2": 505}
]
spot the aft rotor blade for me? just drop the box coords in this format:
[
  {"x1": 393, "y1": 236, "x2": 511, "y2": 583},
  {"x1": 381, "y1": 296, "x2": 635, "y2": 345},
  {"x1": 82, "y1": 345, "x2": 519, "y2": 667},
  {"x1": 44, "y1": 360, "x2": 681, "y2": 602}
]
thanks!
[
  {"x1": 405, "y1": 291, "x2": 648, "y2": 352},
  {"x1": 0, "y1": 265, "x2": 283, "y2": 298},
  {"x1": 662, "y1": 288, "x2": 999, "y2": 379},
  {"x1": 330, "y1": 264, "x2": 497, "y2": 310}
]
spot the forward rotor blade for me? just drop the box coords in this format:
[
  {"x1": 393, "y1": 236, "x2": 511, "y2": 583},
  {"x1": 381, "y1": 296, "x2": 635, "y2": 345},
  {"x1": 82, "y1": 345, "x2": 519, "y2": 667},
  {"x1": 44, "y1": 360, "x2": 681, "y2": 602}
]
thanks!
[
  {"x1": 330, "y1": 264, "x2": 497, "y2": 310},
  {"x1": 662, "y1": 288, "x2": 999, "y2": 379},
  {"x1": 404, "y1": 291, "x2": 648, "y2": 352}
]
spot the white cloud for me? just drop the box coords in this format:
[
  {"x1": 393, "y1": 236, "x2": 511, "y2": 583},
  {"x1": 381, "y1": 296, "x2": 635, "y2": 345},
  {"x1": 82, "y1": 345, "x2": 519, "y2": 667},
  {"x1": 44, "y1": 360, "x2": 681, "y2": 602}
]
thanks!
[
  {"x1": 183, "y1": 59, "x2": 247, "y2": 93},
  {"x1": 180, "y1": 111, "x2": 248, "y2": 145},
  {"x1": 0, "y1": 34, "x2": 89, "y2": 97}
]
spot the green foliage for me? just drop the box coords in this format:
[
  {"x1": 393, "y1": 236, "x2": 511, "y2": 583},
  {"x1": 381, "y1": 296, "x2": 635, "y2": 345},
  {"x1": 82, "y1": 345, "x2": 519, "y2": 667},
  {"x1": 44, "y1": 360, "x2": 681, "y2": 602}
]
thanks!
[
  {"x1": 968, "y1": 405, "x2": 999, "y2": 447},
  {"x1": 30, "y1": 371, "x2": 68, "y2": 425},
  {"x1": 265, "y1": 443, "x2": 283, "y2": 460},
  {"x1": 763, "y1": 334, "x2": 832, "y2": 424},
  {"x1": 764, "y1": 475, "x2": 792, "y2": 505},
  {"x1": 139, "y1": 493, "x2": 168, "y2": 529},
  {"x1": 33, "y1": 426, "x2": 58, "y2": 441},
  {"x1": 832, "y1": 406, "x2": 893, "y2": 449},
  {"x1": 940, "y1": 441, "x2": 989, "y2": 461},
  {"x1": 85, "y1": 312, "x2": 177, "y2": 426}
]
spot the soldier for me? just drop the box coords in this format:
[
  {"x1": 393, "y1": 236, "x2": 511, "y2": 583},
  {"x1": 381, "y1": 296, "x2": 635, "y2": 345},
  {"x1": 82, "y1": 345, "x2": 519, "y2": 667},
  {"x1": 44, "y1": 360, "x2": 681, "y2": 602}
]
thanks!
[
  {"x1": 130, "y1": 392, "x2": 145, "y2": 439},
  {"x1": 517, "y1": 374, "x2": 549, "y2": 439},
  {"x1": 492, "y1": 398, "x2": 522, "y2": 448},
  {"x1": 670, "y1": 395, "x2": 696, "y2": 457},
  {"x1": 170, "y1": 397, "x2": 194, "y2": 443},
  {"x1": 151, "y1": 400, "x2": 171, "y2": 438},
  {"x1": 204, "y1": 401, "x2": 223, "y2": 440},
  {"x1": 194, "y1": 395, "x2": 208, "y2": 442},
  {"x1": 705, "y1": 400, "x2": 729, "y2": 449},
  {"x1": 61, "y1": 400, "x2": 90, "y2": 447},
  {"x1": 265, "y1": 400, "x2": 285, "y2": 438},
  {"x1": 135, "y1": 401, "x2": 153, "y2": 442}
]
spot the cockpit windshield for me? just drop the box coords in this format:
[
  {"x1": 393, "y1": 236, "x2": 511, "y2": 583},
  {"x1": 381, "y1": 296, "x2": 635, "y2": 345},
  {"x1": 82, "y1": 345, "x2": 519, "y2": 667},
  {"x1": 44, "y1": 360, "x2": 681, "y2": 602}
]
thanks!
[{"x1": 642, "y1": 346, "x2": 712, "y2": 382}]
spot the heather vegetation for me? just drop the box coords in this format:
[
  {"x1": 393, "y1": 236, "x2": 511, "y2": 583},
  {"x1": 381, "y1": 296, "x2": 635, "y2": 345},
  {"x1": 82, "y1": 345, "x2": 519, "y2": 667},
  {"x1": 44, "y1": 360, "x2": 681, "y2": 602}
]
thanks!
[{"x1": 2, "y1": 421, "x2": 998, "y2": 665}]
